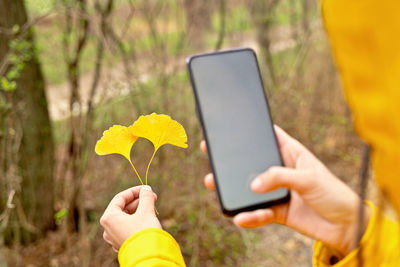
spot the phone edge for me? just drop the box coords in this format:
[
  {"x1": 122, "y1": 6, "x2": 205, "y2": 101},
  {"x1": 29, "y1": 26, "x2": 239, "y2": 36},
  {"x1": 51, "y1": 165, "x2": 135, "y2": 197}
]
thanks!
[{"x1": 186, "y1": 47, "x2": 290, "y2": 217}]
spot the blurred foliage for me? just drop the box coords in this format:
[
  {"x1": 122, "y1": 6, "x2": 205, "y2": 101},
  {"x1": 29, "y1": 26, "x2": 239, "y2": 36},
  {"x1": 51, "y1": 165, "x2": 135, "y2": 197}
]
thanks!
[
  {"x1": 25, "y1": 0, "x2": 54, "y2": 15},
  {"x1": 54, "y1": 208, "x2": 68, "y2": 226},
  {"x1": 1, "y1": 35, "x2": 33, "y2": 92},
  {"x1": 211, "y1": 6, "x2": 252, "y2": 35},
  {"x1": 273, "y1": 0, "x2": 317, "y2": 25}
]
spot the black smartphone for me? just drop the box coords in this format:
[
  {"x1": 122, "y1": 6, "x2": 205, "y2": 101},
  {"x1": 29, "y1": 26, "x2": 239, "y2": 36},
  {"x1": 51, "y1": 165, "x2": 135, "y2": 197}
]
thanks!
[{"x1": 187, "y1": 48, "x2": 290, "y2": 216}]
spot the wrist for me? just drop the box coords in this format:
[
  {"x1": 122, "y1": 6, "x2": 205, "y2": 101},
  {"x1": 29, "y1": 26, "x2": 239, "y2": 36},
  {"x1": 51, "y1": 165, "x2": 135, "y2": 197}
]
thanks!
[{"x1": 339, "y1": 203, "x2": 371, "y2": 255}]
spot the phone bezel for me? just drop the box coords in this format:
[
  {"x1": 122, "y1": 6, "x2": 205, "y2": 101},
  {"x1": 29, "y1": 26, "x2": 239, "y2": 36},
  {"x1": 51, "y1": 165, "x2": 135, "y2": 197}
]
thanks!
[{"x1": 186, "y1": 47, "x2": 290, "y2": 216}]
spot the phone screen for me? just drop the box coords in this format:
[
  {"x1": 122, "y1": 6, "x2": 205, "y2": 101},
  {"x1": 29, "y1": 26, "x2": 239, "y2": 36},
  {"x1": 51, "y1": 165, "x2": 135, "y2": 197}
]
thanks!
[{"x1": 188, "y1": 49, "x2": 289, "y2": 214}]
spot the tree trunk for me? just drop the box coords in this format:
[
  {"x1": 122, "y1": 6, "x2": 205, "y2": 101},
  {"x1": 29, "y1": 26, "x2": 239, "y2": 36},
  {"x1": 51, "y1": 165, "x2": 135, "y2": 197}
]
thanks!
[
  {"x1": 251, "y1": 0, "x2": 279, "y2": 92},
  {"x1": 0, "y1": 0, "x2": 55, "y2": 244},
  {"x1": 183, "y1": 0, "x2": 213, "y2": 48}
]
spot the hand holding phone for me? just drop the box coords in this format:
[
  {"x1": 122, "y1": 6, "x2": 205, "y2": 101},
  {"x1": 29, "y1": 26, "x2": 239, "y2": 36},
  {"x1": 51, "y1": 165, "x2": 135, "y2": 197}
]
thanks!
[
  {"x1": 200, "y1": 126, "x2": 369, "y2": 256},
  {"x1": 187, "y1": 48, "x2": 290, "y2": 215}
]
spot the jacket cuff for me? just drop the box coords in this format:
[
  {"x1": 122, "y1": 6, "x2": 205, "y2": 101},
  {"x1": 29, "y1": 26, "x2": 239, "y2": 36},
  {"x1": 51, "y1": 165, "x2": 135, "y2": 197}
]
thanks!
[
  {"x1": 118, "y1": 228, "x2": 185, "y2": 267},
  {"x1": 312, "y1": 201, "x2": 377, "y2": 267}
]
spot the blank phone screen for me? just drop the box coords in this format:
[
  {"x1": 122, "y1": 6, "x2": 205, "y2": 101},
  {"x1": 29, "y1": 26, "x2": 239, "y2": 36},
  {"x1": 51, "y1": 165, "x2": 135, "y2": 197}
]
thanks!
[{"x1": 189, "y1": 49, "x2": 288, "y2": 211}]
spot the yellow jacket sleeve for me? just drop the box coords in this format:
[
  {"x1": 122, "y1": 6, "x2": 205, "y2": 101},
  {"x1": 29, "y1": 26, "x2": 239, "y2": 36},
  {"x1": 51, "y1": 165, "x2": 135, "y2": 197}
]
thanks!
[
  {"x1": 315, "y1": 0, "x2": 400, "y2": 265},
  {"x1": 313, "y1": 202, "x2": 400, "y2": 266},
  {"x1": 118, "y1": 228, "x2": 186, "y2": 267}
]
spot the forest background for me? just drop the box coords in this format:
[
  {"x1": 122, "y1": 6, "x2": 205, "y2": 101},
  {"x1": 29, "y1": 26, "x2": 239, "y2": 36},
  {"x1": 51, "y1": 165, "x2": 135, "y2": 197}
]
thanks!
[{"x1": 0, "y1": 0, "x2": 371, "y2": 266}]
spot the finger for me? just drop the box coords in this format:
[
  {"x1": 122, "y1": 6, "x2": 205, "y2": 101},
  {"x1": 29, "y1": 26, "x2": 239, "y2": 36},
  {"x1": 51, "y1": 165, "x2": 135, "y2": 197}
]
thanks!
[
  {"x1": 105, "y1": 186, "x2": 142, "y2": 213},
  {"x1": 124, "y1": 193, "x2": 158, "y2": 214},
  {"x1": 112, "y1": 247, "x2": 118, "y2": 253},
  {"x1": 124, "y1": 198, "x2": 139, "y2": 214},
  {"x1": 204, "y1": 173, "x2": 216, "y2": 190},
  {"x1": 233, "y1": 209, "x2": 274, "y2": 228},
  {"x1": 273, "y1": 125, "x2": 293, "y2": 150},
  {"x1": 274, "y1": 125, "x2": 299, "y2": 168},
  {"x1": 274, "y1": 125, "x2": 312, "y2": 168},
  {"x1": 200, "y1": 140, "x2": 207, "y2": 154},
  {"x1": 251, "y1": 166, "x2": 313, "y2": 194},
  {"x1": 136, "y1": 185, "x2": 156, "y2": 215}
]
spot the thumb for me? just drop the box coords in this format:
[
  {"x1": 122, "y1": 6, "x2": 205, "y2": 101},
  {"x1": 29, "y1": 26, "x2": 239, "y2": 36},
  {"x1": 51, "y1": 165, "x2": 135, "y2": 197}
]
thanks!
[
  {"x1": 250, "y1": 166, "x2": 314, "y2": 194},
  {"x1": 136, "y1": 185, "x2": 156, "y2": 215}
]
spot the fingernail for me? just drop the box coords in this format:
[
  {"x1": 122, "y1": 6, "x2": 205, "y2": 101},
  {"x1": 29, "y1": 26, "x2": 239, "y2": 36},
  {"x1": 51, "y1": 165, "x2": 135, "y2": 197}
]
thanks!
[
  {"x1": 143, "y1": 185, "x2": 152, "y2": 191},
  {"x1": 250, "y1": 177, "x2": 262, "y2": 191}
]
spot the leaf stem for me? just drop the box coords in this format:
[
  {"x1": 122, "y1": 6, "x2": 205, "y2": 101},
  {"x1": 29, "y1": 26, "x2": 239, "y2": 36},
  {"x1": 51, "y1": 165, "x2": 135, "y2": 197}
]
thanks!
[
  {"x1": 129, "y1": 159, "x2": 144, "y2": 185},
  {"x1": 145, "y1": 149, "x2": 157, "y2": 185}
]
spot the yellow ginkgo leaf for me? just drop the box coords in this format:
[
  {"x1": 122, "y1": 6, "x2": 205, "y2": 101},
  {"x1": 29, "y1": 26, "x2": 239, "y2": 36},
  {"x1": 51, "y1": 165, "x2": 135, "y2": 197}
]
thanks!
[
  {"x1": 129, "y1": 113, "x2": 188, "y2": 185},
  {"x1": 95, "y1": 125, "x2": 138, "y2": 161},
  {"x1": 128, "y1": 113, "x2": 188, "y2": 151}
]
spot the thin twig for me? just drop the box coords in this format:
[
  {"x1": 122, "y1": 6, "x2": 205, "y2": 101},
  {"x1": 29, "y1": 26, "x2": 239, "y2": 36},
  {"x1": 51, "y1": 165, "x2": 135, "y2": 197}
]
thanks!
[
  {"x1": 0, "y1": 190, "x2": 15, "y2": 224},
  {"x1": 0, "y1": 12, "x2": 53, "y2": 35},
  {"x1": 15, "y1": 198, "x2": 39, "y2": 234},
  {"x1": 214, "y1": 0, "x2": 226, "y2": 50}
]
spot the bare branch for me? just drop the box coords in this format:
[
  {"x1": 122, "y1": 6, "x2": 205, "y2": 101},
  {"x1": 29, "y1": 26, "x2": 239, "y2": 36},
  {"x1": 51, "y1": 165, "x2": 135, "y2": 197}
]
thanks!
[
  {"x1": 214, "y1": 0, "x2": 226, "y2": 50},
  {"x1": 86, "y1": 0, "x2": 115, "y2": 121},
  {"x1": 120, "y1": 1, "x2": 136, "y2": 39},
  {"x1": 0, "y1": 12, "x2": 53, "y2": 36},
  {"x1": 0, "y1": 190, "x2": 15, "y2": 225},
  {"x1": 15, "y1": 198, "x2": 39, "y2": 234}
]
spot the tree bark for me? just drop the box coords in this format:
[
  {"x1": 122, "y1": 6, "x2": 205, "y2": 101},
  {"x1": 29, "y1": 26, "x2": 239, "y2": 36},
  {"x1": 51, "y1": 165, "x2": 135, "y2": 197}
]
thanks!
[{"x1": 0, "y1": 0, "x2": 55, "y2": 244}]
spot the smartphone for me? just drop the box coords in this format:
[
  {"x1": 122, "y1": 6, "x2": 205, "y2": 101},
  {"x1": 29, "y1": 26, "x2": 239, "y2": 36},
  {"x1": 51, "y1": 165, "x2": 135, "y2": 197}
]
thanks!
[{"x1": 187, "y1": 48, "x2": 290, "y2": 216}]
